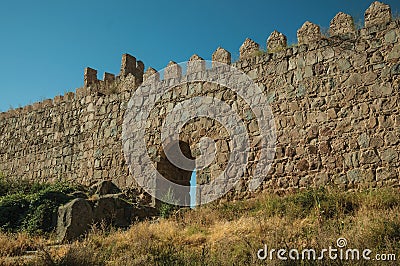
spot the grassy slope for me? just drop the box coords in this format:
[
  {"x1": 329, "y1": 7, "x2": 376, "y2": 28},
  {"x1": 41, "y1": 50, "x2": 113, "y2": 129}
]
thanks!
[{"x1": 1, "y1": 187, "x2": 399, "y2": 265}]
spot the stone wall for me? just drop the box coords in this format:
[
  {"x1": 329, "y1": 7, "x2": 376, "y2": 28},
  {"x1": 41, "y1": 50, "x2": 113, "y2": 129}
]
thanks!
[
  {"x1": 235, "y1": 2, "x2": 400, "y2": 195},
  {"x1": 0, "y1": 1, "x2": 399, "y2": 202},
  {"x1": 0, "y1": 56, "x2": 143, "y2": 189}
]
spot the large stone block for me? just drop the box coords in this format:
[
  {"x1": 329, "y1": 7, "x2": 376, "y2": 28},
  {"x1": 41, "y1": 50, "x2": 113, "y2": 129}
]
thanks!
[
  {"x1": 296, "y1": 159, "x2": 309, "y2": 171},
  {"x1": 56, "y1": 181, "x2": 158, "y2": 242},
  {"x1": 56, "y1": 198, "x2": 94, "y2": 242},
  {"x1": 361, "y1": 150, "x2": 380, "y2": 164},
  {"x1": 379, "y1": 148, "x2": 398, "y2": 165},
  {"x1": 92, "y1": 195, "x2": 132, "y2": 227}
]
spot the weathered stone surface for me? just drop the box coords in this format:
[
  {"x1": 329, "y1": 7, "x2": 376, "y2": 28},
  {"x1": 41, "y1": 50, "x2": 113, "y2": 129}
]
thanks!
[
  {"x1": 57, "y1": 182, "x2": 158, "y2": 242},
  {"x1": 370, "y1": 136, "x2": 384, "y2": 148},
  {"x1": 297, "y1": 21, "x2": 321, "y2": 44},
  {"x1": 187, "y1": 54, "x2": 206, "y2": 74},
  {"x1": 391, "y1": 64, "x2": 400, "y2": 75},
  {"x1": 319, "y1": 141, "x2": 331, "y2": 154},
  {"x1": 84, "y1": 67, "x2": 97, "y2": 87},
  {"x1": 364, "y1": 1, "x2": 391, "y2": 28},
  {"x1": 92, "y1": 195, "x2": 132, "y2": 227},
  {"x1": 120, "y1": 54, "x2": 136, "y2": 77},
  {"x1": 103, "y1": 72, "x2": 115, "y2": 83},
  {"x1": 388, "y1": 45, "x2": 400, "y2": 60},
  {"x1": 376, "y1": 167, "x2": 397, "y2": 181},
  {"x1": 57, "y1": 198, "x2": 94, "y2": 242},
  {"x1": 347, "y1": 169, "x2": 361, "y2": 183},
  {"x1": 313, "y1": 173, "x2": 329, "y2": 187},
  {"x1": 296, "y1": 159, "x2": 309, "y2": 171},
  {"x1": 337, "y1": 58, "x2": 351, "y2": 71},
  {"x1": 360, "y1": 150, "x2": 380, "y2": 164},
  {"x1": 143, "y1": 67, "x2": 159, "y2": 82},
  {"x1": 136, "y1": 61, "x2": 145, "y2": 81},
  {"x1": 330, "y1": 12, "x2": 356, "y2": 37},
  {"x1": 90, "y1": 180, "x2": 122, "y2": 196},
  {"x1": 358, "y1": 133, "x2": 370, "y2": 148},
  {"x1": 267, "y1": 31, "x2": 287, "y2": 53},
  {"x1": 363, "y1": 169, "x2": 375, "y2": 183},
  {"x1": 380, "y1": 148, "x2": 398, "y2": 164},
  {"x1": 239, "y1": 38, "x2": 260, "y2": 59},
  {"x1": 164, "y1": 61, "x2": 182, "y2": 79},
  {"x1": 212, "y1": 47, "x2": 231, "y2": 65},
  {"x1": 385, "y1": 30, "x2": 398, "y2": 44},
  {"x1": 333, "y1": 174, "x2": 348, "y2": 186}
]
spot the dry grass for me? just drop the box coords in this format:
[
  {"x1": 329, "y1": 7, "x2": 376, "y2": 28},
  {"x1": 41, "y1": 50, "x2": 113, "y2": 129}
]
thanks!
[
  {"x1": 0, "y1": 232, "x2": 45, "y2": 257},
  {"x1": 1, "y1": 187, "x2": 399, "y2": 265},
  {"x1": 0, "y1": 232, "x2": 46, "y2": 266}
]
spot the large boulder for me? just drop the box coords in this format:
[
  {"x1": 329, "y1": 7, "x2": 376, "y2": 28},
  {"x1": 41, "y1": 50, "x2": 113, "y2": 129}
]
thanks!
[
  {"x1": 56, "y1": 182, "x2": 159, "y2": 242},
  {"x1": 92, "y1": 194, "x2": 133, "y2": 227},
  {"x1": 56, "y1": 198, "x2": 94, "y2": 242}
]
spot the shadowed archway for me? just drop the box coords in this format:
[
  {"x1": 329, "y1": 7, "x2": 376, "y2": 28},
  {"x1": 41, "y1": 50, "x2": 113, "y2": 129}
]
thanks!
[{"x1": 155, "y1": 140, "x2": 195, "y2": 207}]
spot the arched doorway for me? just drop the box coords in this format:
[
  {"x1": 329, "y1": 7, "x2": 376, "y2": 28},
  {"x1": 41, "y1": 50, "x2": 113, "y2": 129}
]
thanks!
[{"x1": 155, "y1": 140, "x2": 195, "y2": 207}]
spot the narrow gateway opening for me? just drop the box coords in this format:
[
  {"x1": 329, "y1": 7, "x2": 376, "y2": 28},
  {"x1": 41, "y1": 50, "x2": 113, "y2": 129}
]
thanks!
[
  {"x1": 156, "y1": 140, "x2": 194, "y2": 207},
  {"x1": 190, "y1": 170, "x2": 196, "y2": 208}
]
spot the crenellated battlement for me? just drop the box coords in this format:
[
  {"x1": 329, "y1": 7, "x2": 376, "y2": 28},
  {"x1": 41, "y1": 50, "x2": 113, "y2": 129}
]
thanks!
[
  {"x1": 1, "y1": 2, "x2": 396, "y2": 121},
  {"x1": 0, "y1": 1, "x2": 399, "y2": 197}
]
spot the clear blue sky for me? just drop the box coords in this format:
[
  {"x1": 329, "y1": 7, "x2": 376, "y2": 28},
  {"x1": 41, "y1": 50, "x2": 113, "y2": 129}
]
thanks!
[{"x1": 1, "y1": 0, "x2": 399, "y2": 112}]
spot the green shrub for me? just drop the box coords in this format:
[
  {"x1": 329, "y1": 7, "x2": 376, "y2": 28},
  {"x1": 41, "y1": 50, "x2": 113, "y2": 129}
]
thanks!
[
  {"x1": 159, "y1": 188, "x2": 179, "y2": 219},
  {"x1": 23, "y1": 190, "x2": 72, "y2": 234},
  {"x1": 0, "y1": 193, "x2": 30, "y2": 231},
  {"x1": 0, "y1": 176, "x2": 81, "y2": 234}
]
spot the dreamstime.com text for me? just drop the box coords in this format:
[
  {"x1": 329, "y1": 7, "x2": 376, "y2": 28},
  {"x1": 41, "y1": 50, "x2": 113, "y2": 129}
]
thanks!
[{"x1": 257, "y1": 238, "x2": 397, "y2": 262}]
